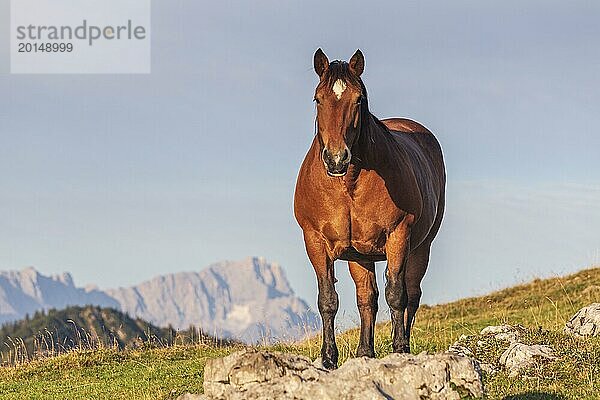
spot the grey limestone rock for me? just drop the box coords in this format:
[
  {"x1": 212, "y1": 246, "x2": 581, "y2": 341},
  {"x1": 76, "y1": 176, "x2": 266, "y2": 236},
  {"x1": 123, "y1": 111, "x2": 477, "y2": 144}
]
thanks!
[
  {"x1": 564, "y1": 303, "x2": 600, "y2": 337},
  {"x1": 499, "y1": 342, "x2": 556, "y2": 377},
  {"x1": 479, "y1": 325, "x2": 520, "y2": 343},
  {"x1": 194, "y1": 349, "x2": 484, "y2": 400}
]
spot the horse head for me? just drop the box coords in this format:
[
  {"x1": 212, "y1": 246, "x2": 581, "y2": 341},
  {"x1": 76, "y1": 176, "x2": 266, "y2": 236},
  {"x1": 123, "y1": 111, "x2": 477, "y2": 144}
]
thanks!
[{"x1": 313, "y1": 48, "x2": 366, "y2": 177}]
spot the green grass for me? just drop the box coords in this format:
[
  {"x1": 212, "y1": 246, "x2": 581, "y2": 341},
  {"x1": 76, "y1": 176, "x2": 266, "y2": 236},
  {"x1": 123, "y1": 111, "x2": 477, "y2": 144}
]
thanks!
[
  {"x1": 0, "y1": 346, "x2": 237, "y2": 400},
  {"x1": 1, "y1": 266, "x2": 599, "y2": 399}
]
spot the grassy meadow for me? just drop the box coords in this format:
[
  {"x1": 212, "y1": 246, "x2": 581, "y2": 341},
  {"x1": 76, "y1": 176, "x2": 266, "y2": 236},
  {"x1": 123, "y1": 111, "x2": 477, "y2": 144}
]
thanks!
[{"x1": 1, "y1": 266, "x2": 599, "y2": 399}]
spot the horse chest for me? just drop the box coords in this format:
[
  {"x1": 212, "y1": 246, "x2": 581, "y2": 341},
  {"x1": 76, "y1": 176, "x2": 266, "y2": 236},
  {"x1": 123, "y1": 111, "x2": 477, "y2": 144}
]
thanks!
[
  {"x1": 322, "y1": 191, "x2": 394, "y2": 256},
  {"x1": 347, "y1": 196, "x2": 395, "y2": 253},
  {"x1": 294, "y1": 152, "x2": 419, "y2": 261}
]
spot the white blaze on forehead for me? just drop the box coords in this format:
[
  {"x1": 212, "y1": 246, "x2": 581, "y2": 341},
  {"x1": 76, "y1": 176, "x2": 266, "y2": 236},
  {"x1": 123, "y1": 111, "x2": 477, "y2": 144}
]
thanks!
[{"x1": 332, "y1": 79, "x2": 347, "y2": 100}]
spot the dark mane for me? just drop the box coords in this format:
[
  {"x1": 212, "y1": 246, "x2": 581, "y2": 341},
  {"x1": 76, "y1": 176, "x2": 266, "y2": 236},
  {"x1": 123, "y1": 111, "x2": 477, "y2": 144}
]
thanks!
[{"x1": 320, "y1": 60, "x2": 362, "y2": 91}]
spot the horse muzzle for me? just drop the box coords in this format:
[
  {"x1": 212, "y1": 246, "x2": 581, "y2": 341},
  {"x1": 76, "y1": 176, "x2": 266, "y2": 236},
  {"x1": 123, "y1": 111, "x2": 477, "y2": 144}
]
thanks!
[{"x1": 322, "y1": 147, "x2": 351, "y2": 177}]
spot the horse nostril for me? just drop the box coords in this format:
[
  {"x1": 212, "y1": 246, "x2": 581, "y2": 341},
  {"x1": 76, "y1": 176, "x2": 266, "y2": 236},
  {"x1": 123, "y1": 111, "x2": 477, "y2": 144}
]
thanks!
[{"x1": 341, "y1": 149, "x2": 350, "y2": 163}]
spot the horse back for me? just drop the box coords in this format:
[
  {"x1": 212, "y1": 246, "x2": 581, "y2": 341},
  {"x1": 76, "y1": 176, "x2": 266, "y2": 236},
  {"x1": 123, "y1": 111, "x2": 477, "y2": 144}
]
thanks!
[
  {"x1": 381, "y1": 118, "x2": 431, "y2": 134},
  {"x1": 381, "y1": 118, "x2": 445, "y2": 185}
]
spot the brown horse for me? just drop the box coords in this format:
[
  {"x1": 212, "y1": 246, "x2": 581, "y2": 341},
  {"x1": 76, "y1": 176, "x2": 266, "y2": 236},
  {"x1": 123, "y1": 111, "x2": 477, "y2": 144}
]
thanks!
[{"x1": 294, "y1": 49, "x2": 446, "y2": 369}]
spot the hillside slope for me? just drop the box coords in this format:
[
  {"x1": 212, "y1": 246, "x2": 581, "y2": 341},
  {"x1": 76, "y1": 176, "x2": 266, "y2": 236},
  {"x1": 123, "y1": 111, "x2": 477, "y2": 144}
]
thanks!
[
  {"x1": 0, "y1": 306, "x2": 168, "y2": 358},
  {"x1": 415, "y1": 265, "x2": 600, "y2": 337},
  {"x1": 0, "y1": 266, "x2": 598, "y2": 399},
  {"x1": 0, "y1": 305, "x2": 227, "y2": 363}
]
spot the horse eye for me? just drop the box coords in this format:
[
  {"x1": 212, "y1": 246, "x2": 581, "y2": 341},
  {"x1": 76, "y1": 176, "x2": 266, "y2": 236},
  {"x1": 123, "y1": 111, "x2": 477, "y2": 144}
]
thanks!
[{"x1": 313, "y1": 98, "x2": 321, "y2": 105}]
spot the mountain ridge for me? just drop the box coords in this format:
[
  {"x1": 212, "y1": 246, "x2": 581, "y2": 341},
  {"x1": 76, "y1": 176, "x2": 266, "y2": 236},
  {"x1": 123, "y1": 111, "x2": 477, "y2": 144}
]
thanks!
[{"x1": 0, "y1": 257, "x2": 319, "y2": 343}]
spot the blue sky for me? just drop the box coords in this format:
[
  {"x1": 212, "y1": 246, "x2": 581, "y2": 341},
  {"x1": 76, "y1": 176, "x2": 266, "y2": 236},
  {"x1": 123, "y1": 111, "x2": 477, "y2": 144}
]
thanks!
[{"x1": 1, "y1": 1, "x2": 599, "y2": 322}]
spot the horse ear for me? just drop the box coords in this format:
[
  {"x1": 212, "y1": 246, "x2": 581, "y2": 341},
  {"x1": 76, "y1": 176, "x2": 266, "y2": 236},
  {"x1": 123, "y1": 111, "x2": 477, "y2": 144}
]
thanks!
[
  {"x1": 349, "y1": 49, "x2": 364, "y2": 76},
  {"x1": 314, "y1": 48, "x2": 329, "y2": 77}
]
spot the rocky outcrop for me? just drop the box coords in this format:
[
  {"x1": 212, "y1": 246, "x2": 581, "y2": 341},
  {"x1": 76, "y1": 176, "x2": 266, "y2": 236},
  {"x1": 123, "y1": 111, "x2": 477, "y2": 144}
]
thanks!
[
  {"x1": 499, "y1": 343, "x2": 556, "y2": 377},
  {"x1": 564, "y1": 303, "x2": 600, "y2": 337},
  {"x1": 448, "y1": 325, "x2": 555, "y2": 377},
  {"x1": 180, "y1": 349, "x2": 484, "y2": 400},
  {"x1": 479, "y1": 325, "x2": 520, "y2": 343}
]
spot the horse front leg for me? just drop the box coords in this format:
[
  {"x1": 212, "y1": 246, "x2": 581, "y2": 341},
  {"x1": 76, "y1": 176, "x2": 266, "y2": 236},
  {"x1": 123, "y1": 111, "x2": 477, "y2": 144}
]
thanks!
[
  {"x1": 304, "y1": 231, "x2": 339, "y2": 369},
  {"x1": 349, "y1": 261, "x2": 378, "y2": 358},
  {"x1": 385, "y1": 221, "x2": 411, "y2": 353}
]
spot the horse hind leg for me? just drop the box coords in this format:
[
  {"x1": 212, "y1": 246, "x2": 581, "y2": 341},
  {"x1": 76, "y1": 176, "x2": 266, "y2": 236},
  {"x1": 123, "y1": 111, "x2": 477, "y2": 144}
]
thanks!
[
  {"x1": 404, "y1": 243, "x2": 431, "y2": 346},
  {"x1": 404, "y1": 193, "x2": 443, "y2": 345},
  {"x1": 348, "y1": 261, "x2": 378, "y2": 358},
  {"x1": 384, "y1": 222, "x2": 411, "y2": 353}
]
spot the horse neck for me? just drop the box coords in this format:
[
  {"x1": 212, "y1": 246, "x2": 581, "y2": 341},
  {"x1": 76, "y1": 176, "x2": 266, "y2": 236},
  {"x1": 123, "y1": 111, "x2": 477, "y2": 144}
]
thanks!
[{"x1": 351, "y1": 106, "x2": 388, "y2": 167}]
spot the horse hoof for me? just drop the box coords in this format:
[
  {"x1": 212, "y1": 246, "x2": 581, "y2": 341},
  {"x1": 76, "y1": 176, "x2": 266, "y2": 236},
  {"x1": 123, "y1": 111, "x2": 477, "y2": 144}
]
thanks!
[
  {"x1": 321, "y1": 358, "x2": 338, "y2": 370},
  {"x1": 393, "y1": 345, "x2": 411, "y2": 354},
  {"x1": 355, "y1": 348, "x2": 376, "y2": 358}
]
